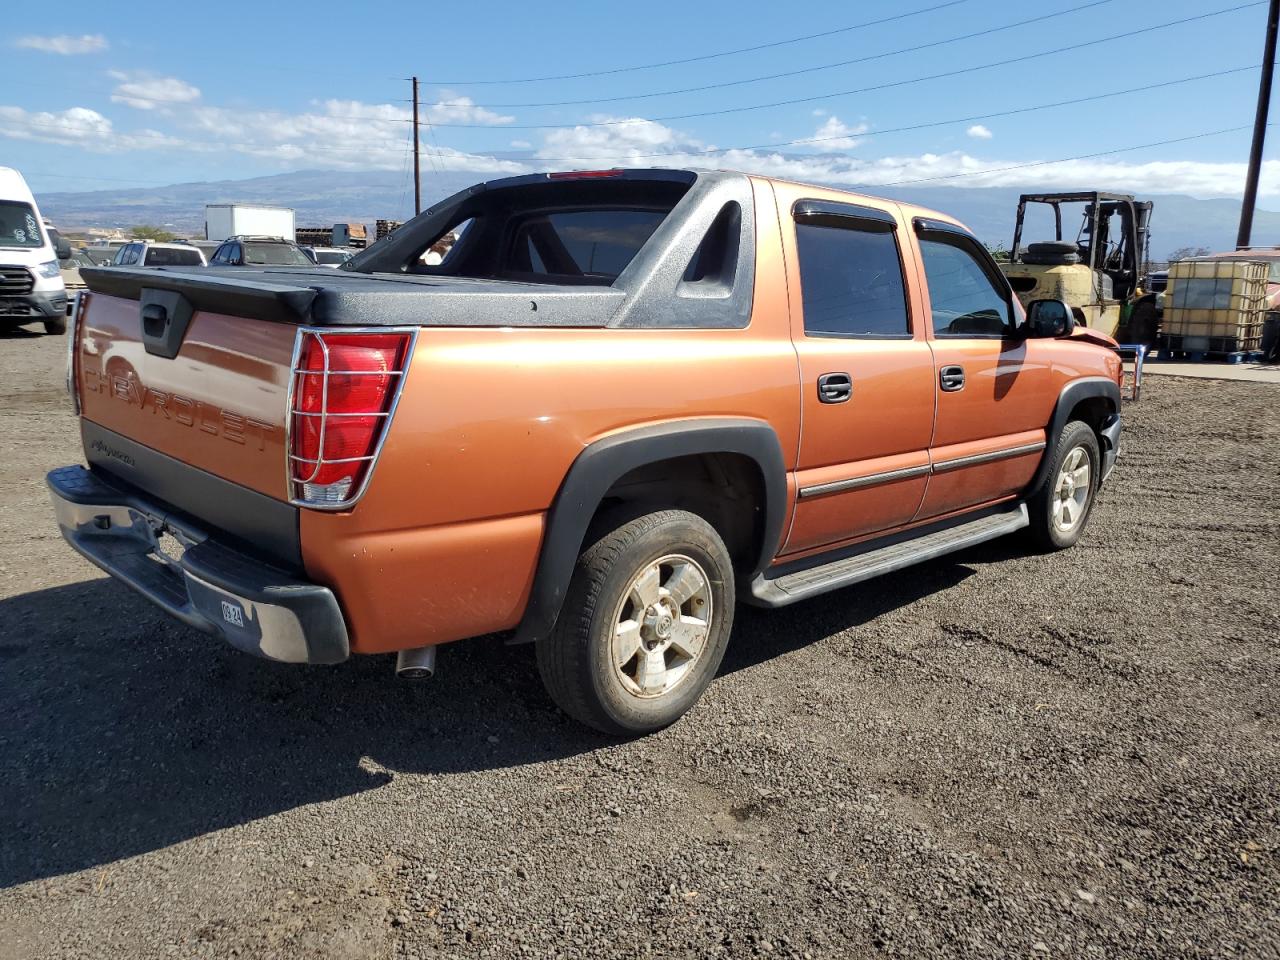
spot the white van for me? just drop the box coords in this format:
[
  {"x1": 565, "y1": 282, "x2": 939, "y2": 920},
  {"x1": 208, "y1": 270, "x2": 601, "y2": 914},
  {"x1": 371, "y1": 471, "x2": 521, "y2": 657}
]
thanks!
[{"x1": 0, "y1": 166, "x2": 70, "y2": 334}]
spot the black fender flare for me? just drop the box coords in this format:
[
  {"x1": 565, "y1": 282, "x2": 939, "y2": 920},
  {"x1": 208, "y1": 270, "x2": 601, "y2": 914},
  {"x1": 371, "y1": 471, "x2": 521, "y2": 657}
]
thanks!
[
  {"x1": 512, "y1": 418, "x2": 788, "y2": 645},
  {"x1": 1025, "y1": 376, "x2": 1121, "y2": 496}
]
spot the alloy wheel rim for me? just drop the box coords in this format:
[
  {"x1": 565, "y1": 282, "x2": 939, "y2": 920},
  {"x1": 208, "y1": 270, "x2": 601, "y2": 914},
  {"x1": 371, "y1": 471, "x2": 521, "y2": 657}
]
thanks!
[
  {"x1": 610, "y1": 554, "x2": 712, "y2": 699},
  {"x1": 1051, "y1": 445, "x2": 1092, "y2": 532}
]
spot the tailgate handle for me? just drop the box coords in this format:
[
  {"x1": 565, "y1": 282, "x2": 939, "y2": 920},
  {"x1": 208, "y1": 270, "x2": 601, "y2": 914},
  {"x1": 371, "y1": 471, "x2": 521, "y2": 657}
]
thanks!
[{"x1": 139, "y1": 288, "x2": 194, "y2": 360}]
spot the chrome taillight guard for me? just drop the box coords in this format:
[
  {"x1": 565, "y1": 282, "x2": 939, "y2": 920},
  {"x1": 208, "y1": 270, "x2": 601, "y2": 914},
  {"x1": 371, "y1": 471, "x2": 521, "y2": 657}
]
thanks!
[
  {"x1": 66, "y1": 291, "x2": 85, "y2": 415},
  {"x1": 284, "y1": 325, "x2": 419, "y2": 511}
]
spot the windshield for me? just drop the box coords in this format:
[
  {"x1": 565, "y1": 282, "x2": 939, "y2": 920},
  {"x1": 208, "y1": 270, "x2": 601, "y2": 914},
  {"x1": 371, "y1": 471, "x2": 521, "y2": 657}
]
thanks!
[
  {"x1": 314, "y1": 249, "x2": 351, "y2": 264},
  {"x1": 243, "y1": 242, "x2": 312, "y2": 266},
  {"x1": 0, "y1": 200, "x2": 45, "y2": 249}
]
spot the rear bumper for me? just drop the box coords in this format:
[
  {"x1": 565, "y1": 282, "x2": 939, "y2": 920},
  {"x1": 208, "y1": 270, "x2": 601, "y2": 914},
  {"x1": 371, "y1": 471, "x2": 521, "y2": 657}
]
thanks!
[
  {"x1": 0, "y1": 290, "x2": 68, "y2": 320},
  {"x1": 47, "y1": 465, "x2": 349, "y2": 664}
]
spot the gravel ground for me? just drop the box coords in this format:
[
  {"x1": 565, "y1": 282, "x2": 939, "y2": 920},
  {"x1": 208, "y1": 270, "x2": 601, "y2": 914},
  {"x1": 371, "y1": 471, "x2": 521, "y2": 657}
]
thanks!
[{"x1": 1, "y1": 328, "x2": 1277, "y2": 960}]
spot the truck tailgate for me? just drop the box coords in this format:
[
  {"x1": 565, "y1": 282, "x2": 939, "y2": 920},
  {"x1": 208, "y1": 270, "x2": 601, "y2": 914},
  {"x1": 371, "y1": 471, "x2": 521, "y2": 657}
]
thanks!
[{"x1": 76, "y1": 291, "x2": 296, "y2": 502}]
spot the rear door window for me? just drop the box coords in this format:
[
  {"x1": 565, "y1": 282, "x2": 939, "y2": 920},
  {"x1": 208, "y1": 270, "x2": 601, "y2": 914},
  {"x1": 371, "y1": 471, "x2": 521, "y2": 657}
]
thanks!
[
  {"x1": 506, "y1": 209, "x2": 666, "y2": 281},
  {"x1": 795, "y1": 222, "x2": 911, "y2": 338}
]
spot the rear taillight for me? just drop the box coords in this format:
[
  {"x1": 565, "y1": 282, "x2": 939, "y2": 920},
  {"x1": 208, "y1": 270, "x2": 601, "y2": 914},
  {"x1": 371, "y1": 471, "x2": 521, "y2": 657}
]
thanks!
[{"x1": 287, "y1": 328, "x2": 415, "y2": 508}]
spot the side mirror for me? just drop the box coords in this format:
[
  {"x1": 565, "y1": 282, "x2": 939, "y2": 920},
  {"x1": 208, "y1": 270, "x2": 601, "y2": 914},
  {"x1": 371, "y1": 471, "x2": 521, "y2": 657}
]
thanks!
[
  {"x1": 54, "y1": 236, "x2": 72, "y2": 261},
  {"x1": 1026, "y1": 299, "x2": 1076, "y2": 338}
]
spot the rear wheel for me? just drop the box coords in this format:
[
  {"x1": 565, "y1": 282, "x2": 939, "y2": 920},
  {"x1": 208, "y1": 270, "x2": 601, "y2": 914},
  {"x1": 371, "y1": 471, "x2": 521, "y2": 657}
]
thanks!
[
  {"x1": 43, "y1": 316, "x2": 67, "y2": 335},
  {"x1": 1029, "y1": 420, "x2": 1100, "y2": 551},
  {"x1": 536, "y1": 509, "x2": 734, "y2": 736}
]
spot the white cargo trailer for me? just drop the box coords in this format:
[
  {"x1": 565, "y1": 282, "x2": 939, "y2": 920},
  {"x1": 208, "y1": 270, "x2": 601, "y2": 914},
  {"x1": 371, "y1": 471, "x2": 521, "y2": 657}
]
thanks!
[{"x1": 204, "y1": 204, "x2": 296, "y2": 242}]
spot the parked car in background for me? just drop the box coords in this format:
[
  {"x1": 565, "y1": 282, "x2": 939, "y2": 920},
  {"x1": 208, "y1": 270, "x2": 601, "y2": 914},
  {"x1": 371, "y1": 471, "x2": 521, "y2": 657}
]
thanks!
[
  {"x1": 0, "y1": 166, "x2": 69, "y2": 334},
  {"x1": 53, "y1": 168, "x2": 1125, "y2": 735},
  {"x1": 111, "y1": 240, "x2": 207, "y2": 268},
  {"x1": 208, "y1": 236, "x2": 313, "y2": 267},
  {"x1": 57, "y1": 247, "x2": 103, "y2": 310},
  {"x1": 303, "y1": 246, "x2": 354, "y2": 268}
]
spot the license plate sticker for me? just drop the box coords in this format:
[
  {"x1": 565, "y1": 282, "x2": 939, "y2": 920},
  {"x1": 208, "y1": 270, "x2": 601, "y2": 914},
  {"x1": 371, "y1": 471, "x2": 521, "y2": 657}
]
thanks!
[{"x1": 220, "y1": 599, "x2": 246, "y2": 628}]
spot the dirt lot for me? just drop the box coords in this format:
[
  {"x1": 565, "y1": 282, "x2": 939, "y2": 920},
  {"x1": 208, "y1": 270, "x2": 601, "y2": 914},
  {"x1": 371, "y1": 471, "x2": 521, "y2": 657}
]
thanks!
[{"x1": 1, "y1": 327, "x2": 1277, "y2": 960}]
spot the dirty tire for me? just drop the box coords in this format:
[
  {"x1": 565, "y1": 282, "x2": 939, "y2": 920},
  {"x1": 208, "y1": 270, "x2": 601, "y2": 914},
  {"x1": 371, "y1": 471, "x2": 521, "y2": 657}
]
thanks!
[
  {"x1": 1029, "y1": 420, "x2": 1101, "y2": 551},
  {"x1": 536, "y1": 509, "x2": 734, "y2": 736},
  {"x1": 43, "y1": 316, "x2": 67, "y2": 336}
]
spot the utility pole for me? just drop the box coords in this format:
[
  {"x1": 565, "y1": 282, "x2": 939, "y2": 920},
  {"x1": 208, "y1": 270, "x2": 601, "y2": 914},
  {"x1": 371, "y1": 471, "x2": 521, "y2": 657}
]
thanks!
[
  {"x1": 1238, "y1": 0, "x2": 1279, "y2": 250},
  {"x1": 411, "y1": 76, "x2": 422, "y2": 216}
]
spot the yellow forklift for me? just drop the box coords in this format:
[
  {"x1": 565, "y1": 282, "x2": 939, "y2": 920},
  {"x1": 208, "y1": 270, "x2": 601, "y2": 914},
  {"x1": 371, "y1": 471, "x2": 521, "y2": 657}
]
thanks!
[{"x1": 1002, "y1": 192, "x2": 1160, "y2": 346}]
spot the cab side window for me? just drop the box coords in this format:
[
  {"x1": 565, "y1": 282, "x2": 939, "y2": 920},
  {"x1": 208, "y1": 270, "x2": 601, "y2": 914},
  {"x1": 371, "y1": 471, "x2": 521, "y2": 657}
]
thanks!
[
  {"x1": 795, "y1": 219, "x2": 910, "y2": 338},
  {"x1": 918, "y1": 237, "x2": 1014, "y2": 338}
]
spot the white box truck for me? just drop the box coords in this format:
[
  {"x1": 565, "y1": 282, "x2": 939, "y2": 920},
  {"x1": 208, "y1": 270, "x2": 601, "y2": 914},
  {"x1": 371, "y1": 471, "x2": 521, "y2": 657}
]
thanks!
[{"x1": 204, "y1": 204, "x2": 296, "y2": 243}]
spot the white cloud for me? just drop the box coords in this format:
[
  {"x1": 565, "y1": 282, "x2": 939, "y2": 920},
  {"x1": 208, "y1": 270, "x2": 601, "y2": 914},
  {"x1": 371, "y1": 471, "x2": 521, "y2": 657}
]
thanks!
[
  {"x1": 179, "y1": 99, "x2": 521, "y2": 172},
  {"x1": 423, "y1": 92, "x2": 513, "y2": 127},
  {"x1": 967, "y1": 124, "x2": 994, "y2": 140},
  {"x1": 536, "y1": 115, "x2": 707, "y2": 162},
  {"x1": 811, "y1": 115, "x2": 869, "y2": 152},
  {"x1": 109, "y1": 72, "x2": 202, "y2": 111},
  {"x1": 0, "y1": 98, "x2": 522, "y2": 174},
  {"x1": 0, "y1": 105, "x2": 185, "y2": 152},
  {"x1": 510, "y1": 139, "x2": 532, "y2": 149},
  {"x1": 15, "y1": 34, "x2": 108, "y2": 55},
  {"x1": 529, "y1": 117, "x2": 1280, "y2": 198}
]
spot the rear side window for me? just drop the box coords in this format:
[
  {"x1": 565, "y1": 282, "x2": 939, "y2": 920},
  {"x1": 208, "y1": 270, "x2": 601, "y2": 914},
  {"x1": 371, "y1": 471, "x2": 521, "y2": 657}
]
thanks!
[
  {"x1": 144, "y1": 247, "x2": 203, "y2": 267},
  {"x1": 795, "y1": 223, "x2": 910, "y2": 338},
  {"x1": 507, "y1": 209, "x2": 666, "y2": 281}
]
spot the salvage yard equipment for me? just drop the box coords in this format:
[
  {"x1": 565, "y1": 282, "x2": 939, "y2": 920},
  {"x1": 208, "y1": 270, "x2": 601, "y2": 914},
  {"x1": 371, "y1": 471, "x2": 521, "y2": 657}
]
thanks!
[
  {"x1": 1158, "y1": 258, "x2": 1268, "y2": 360},
  {"x1": 1002, "y1": 192, "x2": 1160, "y2": 346}
]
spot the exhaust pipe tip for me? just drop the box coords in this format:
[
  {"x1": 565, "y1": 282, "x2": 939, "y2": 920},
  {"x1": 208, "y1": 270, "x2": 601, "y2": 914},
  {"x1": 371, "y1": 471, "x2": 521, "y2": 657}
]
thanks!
[{"x1": 396, "y1": 645, "x2": 437, "y2": 680}]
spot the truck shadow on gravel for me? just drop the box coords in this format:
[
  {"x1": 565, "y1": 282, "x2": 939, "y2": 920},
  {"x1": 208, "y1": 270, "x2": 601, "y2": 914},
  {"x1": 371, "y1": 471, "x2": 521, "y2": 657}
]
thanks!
[{"x1": 0, "y1": 556, "x2": 978, "y2": 888}]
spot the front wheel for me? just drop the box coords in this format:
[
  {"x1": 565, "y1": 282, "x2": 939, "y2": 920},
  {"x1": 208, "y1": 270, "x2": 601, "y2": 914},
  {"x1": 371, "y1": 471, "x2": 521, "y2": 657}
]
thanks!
[
  {"x1": 1028, "y1": 420, "x2": 1101, "y2": 551},
  {"x1": 536, "y1": 509, "x2": 735, "y2": 736},
  {"x1": 43, "y1": 316, "x2": 67, "y2": 335}
]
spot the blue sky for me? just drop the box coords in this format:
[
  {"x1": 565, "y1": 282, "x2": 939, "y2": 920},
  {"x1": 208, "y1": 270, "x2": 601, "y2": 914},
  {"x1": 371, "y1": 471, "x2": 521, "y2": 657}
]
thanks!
[{"x1": 2, "y1": 0, "x2": 1276, "y2": 201}]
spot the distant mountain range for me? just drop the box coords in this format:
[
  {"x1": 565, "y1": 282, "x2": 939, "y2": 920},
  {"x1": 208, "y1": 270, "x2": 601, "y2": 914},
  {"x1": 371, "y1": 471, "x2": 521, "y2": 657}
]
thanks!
[{"x1": 35, "y1": 167, "x2": 1280, "y2": 261}]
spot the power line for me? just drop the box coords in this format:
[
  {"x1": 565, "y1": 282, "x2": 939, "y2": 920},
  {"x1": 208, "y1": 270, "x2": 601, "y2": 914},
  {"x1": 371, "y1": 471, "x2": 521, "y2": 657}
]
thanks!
[
  {"x1": 1, "y1": 64, "x2": 1255, "y2": 173},
  {"x1": 525, "y1": 65, "x2": 1257, "y2": 163},
  {"x1": 450, "y1": 0, "x2": 1117, "y2": 109},
  {"x1": 5, "y1": 2, "x2": 1254, "y2": 136},
  {"x1": 424, "y1": 0, "x2": 976, "y2": 85},
  {"x1": 427, "y1": 1, "x2": 1266, "y2": 129}
]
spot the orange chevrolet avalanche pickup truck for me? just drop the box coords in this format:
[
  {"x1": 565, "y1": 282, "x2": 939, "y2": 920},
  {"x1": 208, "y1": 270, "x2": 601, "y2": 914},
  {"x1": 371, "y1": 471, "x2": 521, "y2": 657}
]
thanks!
[{"x1": 49, "y1": 169, "x2": 1124, "y2": 734}]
